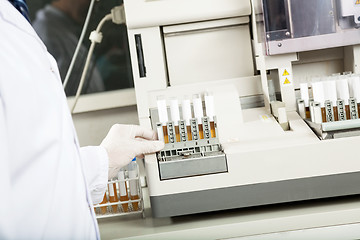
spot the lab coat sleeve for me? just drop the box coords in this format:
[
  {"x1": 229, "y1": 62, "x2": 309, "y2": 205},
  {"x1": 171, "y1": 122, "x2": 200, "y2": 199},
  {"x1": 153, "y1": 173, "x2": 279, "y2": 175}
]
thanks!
[
  {"x1": 80, "y1": 146, "x2": 109, "y2": 205},
  {"x1": 0, "y1": 96, "x2": 12, "y2": 238}
]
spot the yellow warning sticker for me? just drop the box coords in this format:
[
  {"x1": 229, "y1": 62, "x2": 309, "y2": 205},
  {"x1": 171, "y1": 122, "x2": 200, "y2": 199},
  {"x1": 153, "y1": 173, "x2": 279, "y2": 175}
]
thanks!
[
  {"x1": 356, "y1": 0, "x2": 360, "y2": 5},
  {"x1": 282, "y1": 69, "x2": 290, "y2": 76},
  {"x1": 283, "y1": 78, "x2": 291, "y2": 84},
  {"x1": 259, "y1": 114, "x2": 272, "y2": 122}
]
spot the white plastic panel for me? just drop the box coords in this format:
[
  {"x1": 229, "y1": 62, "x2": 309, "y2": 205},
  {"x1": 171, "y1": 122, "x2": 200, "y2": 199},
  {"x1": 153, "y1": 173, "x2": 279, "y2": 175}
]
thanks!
[
  {"x1": 164, "y1": 18, "x2": 254, "y2": 86},
  {"x1": 123, "y1": 0, "x2": 251, "y2": 29}
]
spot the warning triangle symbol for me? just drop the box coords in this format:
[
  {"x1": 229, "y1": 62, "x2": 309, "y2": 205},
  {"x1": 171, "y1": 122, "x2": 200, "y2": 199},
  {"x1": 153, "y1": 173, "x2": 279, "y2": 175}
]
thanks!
[
  {"x1": 356, "y1": 0, "x2": 360, "y2": 4},
  {"x1": 282, "y1": 69, "x2": 290, "y2": 76},
  {"x1": 283, "y1": 78, "x2": 291, "y2": 84}
]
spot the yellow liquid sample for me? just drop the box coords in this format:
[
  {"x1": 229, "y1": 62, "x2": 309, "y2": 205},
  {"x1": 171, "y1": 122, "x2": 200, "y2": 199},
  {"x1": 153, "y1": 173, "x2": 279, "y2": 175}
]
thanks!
[
  {"x1": 210, "y1": 121, "x2": 216, "y2": 138},
  {"x1": 108, "y1": 183, "x2": 119, "y2": 213},
  {"x1": 99, "y1": 194, "x2": 107, "y2": 214},
  {"x1": 321, "y1": 107, "x2": 327, "y2": 122},
  {"x1": 131, "y1": 195, "x2": 140, "y2": 211},
  {"x1": 305, "y1": 107, "x2": 310, "y2": 119},
  {"x1": 198, "y1": 124, "x2": 204, "y2": 139},
  {"x1": 186, "y1": 125, "x2": 192, "y2": 141},
  {"x1": 162, "y1": 126, "x2": 169, "y2": 144},
  {"x1": 345, "y1": 105, "x2": 350, "y2": 120},
  {"x1": 333, "y1": 107, "x2": 339, "y2": 121},
  {"x1": 175, "y1": 126, "x2": 180, "y2": 142}
]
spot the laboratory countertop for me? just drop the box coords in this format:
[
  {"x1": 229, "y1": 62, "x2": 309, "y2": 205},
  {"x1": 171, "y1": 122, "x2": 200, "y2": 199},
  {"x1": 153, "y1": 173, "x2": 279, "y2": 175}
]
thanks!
[{"x1": 98, "y1": 190, "x2": 360, "y2": 240}]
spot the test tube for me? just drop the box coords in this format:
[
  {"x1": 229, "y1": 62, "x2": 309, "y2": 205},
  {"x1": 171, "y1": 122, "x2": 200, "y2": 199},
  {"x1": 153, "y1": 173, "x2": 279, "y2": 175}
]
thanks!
[
  {"x1": 351, "y1": 76, "x2": 360, "y2": 118},
  {"x1": 108, "y1": 182, "x2": 119, "y2": 213},
  {"x1": 336, "y1": 78, "x2": 350, "y2": 120},
  {"x1": 312, "y1": 81, "x2": 326, "y2": 122},
  {"x1": 99, "y1": 194, "x2": 108, "y2": 214},
  {"x1": 128, "y1": 158, "x2": 140, "y2": 211},
  {"x1": 193, "y1": 94, "x2": 204, "y2": 139},
  {"x1": 324, "y1": 80, "x2": 338, "y2": 121},
  {"x1": 204, "y1": 92, "x2": 216, "y2": 138},
  {"x1": 170, "y1": 97, "x2": 181, "y2": 142},
  {"x1": 156, "y1": 122, "x2": 164, "y2": 142},
  {"x1": 182, "y1": 96, "x2": 193, "y2": 141},
  {"x1": 156, "y1": 96, "x2": 169, "y2": 144},
  {"x1": 299, "y1": 83, "x2": 310, "y2": 119},
  {"x1": 117, "y1": 167, "x2": 129, "y2": 212}
]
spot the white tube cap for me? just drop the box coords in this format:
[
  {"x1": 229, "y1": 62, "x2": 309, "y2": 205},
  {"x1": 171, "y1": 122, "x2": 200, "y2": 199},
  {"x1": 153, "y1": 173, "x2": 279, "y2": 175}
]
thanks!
[
  {"x1": 324, "y1": 80, "x2": 337, "y2": 106},
  {"x1": 169, "y1": 98, "x2": 180, "y2": 125},
  {"x1": 351, "y1": 76, "x2": 360, "y2": 103},
  {"x1": 312, "y1": 82, "x2": 325, "y2": 107},
  {"x1": 192, "y1": 94, "x2": 204, "y2": 123},
  {"x1": 181, "y1": 96, "x2": 192, "y2": 125},
  {"x1": 204, "y1": 92, "x2": 215, "y2": 121},
  {"x1": 156, "y1": 96, "x2": 168, "y2": 124},
  {"x1": 299, "y1": 83, "x2": 309, "y2": 107},
  {"x1": 336, "y1": 78, "x2": 350, "y2": 105}
]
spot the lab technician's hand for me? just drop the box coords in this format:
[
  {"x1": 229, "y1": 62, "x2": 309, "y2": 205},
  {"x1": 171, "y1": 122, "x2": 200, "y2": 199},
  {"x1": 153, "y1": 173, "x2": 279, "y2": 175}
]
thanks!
[{"x1": 101, "y1": 124, "x2": 164, "y2": 179}]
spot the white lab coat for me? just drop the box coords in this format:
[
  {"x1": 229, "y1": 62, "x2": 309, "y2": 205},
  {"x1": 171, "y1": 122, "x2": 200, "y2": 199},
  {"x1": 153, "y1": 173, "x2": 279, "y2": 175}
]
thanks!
[{"x1": 0, "y1": 0, "x2": 108, "y2": 239}]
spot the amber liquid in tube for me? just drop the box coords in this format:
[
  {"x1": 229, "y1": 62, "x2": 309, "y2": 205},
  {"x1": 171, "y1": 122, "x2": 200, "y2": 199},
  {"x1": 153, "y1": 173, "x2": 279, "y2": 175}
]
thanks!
[
  {"x1": 162, "y1": 125, "x2": 169, "y2": 144},
  {"x1": 175, "y1": 125, "x2": 180, "y2": 142},
  {"x1": 99, "y1": 194, "x2": 108, "y2": 214},
  {"x1": 210, "y1": 121, "x2": 216, "y2": 138},
  {"x1": 333, "y1": 107, "x2": 339, "y2": 121},
  {"x1": 118, "y1": 169, "x2": 129, "y2": 212},
  {"x1": 305, "y1": 107, "x2": 310, "y2": 119},
  {"x1": 130, "y1": 195, "x2": 140, "y2": 211},
  {"x1": 321, "y1": 107, "x2": 327, "y2": 122},
  {"x1": 358, "y1": 104, "x2": 360, "y2": 118},
  {"x1": 186, "y1": 125, "x2": 192, "y2": 140},
  {"x1": 198, "y1": 124, "x2": 204, "y2": 139},
  {"x1": 119, "y1": 185, "x2": 129, "y2": 212},
  {"x1": 120, "y1": 194, "x2": 129, "y2": 212},
  {"x1": 108, "y1": 183, "x2": 119, "y2": 213},
  {"x1": 345, "y1": 105, "x2": 351, "y2": 120}
]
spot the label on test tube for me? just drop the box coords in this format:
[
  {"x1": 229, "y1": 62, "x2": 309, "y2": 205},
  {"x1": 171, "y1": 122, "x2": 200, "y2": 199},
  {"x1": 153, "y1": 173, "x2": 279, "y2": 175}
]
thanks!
[
  {"x1": 166, "y1": 121, "x2": 175, "y2": 144},
  {"x1": 128, "y1": 167, "x2": 138, "y2": 196},
  {"x1": 178, "y1": 120, "x2": 187, "y2": 142},
  {"x1": 109, "y1": 183, "x2": 115, "y2": 197},
  {"x1": 202, "y1": 117, "x2": 211, "y2": 139},
  {"x1": 349, "y1": 98, "x2": 358, "y2": 119},
  {"x1": 324, "y1": 100, "x2": 334, "y2": 122},
  {"x1": 118, "y1": 170, "x2": 127, "y2": 196},
  {"x1": 337, "y1": 100, "x2": 346, "y2": 121},
  {"x1": 190, "y1": 118, "x2": 199, "y2": 140},
  {"x1": 118, "y1": 168, "x2": 129, "y2": 212}
]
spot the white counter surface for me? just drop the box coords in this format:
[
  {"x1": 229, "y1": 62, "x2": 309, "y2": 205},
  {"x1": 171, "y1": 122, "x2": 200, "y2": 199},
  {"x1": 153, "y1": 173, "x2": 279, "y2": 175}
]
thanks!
[{"x1": 98, "y1": 189, "x2": 360, "y2": 240}]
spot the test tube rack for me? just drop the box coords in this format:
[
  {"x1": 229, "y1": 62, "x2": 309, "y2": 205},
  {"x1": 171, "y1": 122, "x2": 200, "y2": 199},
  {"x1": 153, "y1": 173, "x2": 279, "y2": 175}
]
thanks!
[
  {"x1": 305, "y1": 119, "x2": 360, "y2": 140},
  {"x1": 150, "y1": 108, "x2": 228, "y2": 180},
  {"x1": 93, "y1": 162, "x2": 145, "y2": 219}
]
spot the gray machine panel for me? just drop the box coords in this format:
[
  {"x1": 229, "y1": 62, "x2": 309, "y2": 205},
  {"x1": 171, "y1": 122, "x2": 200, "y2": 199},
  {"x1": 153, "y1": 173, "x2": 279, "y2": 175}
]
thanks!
[
  {"x1": 159, "y1": 153, "x2": 228, "y2": 180},
  {"x1": 150, "y1": 172, "x2": 360, "y2": 218}
]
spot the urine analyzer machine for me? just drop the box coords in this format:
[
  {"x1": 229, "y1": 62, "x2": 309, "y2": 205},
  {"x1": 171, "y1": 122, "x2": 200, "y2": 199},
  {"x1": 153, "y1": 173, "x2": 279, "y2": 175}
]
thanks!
[{"x1": 122, "y1": 0, "x2": 360, "y2": 217}]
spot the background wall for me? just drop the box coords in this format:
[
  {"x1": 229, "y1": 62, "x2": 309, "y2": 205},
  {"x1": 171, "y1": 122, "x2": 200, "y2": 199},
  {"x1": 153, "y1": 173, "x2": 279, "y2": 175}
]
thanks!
[{"x1": 72, "y1": 106, "x2": 139, "y2": 146}]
